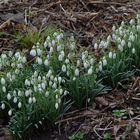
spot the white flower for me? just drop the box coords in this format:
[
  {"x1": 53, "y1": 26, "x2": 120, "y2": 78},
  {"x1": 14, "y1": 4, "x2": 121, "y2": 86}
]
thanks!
[
  {"x1": 25, "y1": 90, "x2": 30, "y2": 97},
  {"x1": 77, "y1": 60, "x2": 80, "y2": 67},
  {"x1": 7, "y1": 93, "x2": 11, "y2": 100},
  {"x1": 73, "y1": 77, "x2": 76, "y2": 81},
  {"x1": 49, "y1": 47, "x2": 53, "y2": 54},
  {"x1": 137, "y1": 25, "x2": 140, "y2": 32},
  {"x1": 94, "y1": 43, "x2": 98, "y2": 49},
  {"x1": 28, "y1": 97, "x2": 32, "y2": 104},
  {"x1": 36, "y1": 57, "x2": 43, "y2": 65},
  {"x1": 37, "y1": 49, "x2": 42, "y2": 56},
  {"x1": 88, "y1": 67, "x2": 93, "y2": 75},
  {"x1": 45, "y1": 91, "x2": 49, "y2": 97},
  {"x1": 25, "y1": 79, "x2": 30, "y2": 86},
  {"x1": 18, "y1": 102, "x2": 22, "y2": 108},
  {"x1": 59, "y1": 89, "x2": 63, "y2": 95},
  {"x1": 118, "y1": 44, "x2": 123, "y2": 52},
  {"x1": 62, "y1": 65, "x2": 66, "y2": 72},
  {"x1": 64, "y1": 90, "x2": 68, "y2": 96},
  {"x1": 99, "y1": 64, "x2": 102, "y2": 71},
  {"x1": 129, "y1": 34, "x2": 135, "y2": 42},
  {"x1": 132, "y1": 48, "x2": 135, "y2": 54},
  {"x1": 112, "y1": 25, "x2": 116, "y2": 31},
  {"x1": 65, "y1": 59, "x2": 70, "y2": 64},
  {"x1": 30, "y1": 49, "x2": 36, "y2": 56},
  {"x1": 130, "y1": 19, "x2": 135, "y2": 25},
  {"x1": 1, "y1": 54, "x2": 7, "y2": 59},
  {"x1": 32, "y1": 97, "x2": 36, "y2": 103},
  {"x1": 121, "y1": 40, "x2": 125, "y2": 47},
  {"x1": 83, "y1": 61, "x2": 89, "y2": 69},
  {"x1": 44, "y1": 41, "x2": 48, "y2": 48},
  {"x1": 113, "y1": 53, "x2": 116, "y2": 59},
  {"x1": 109, "y1": 52, "x2": 113, "y2": 59},
  {"x1": 55, "y1": 102, "x2": 59, "y2": 109},
  {"x1": 1, "y1": 78, "x2": 5, "y2": 85},
  {"x1": 58, "y1": 55, "x2": 63, "y2": 61},
  {"x1": 103, "y1": 58, "x2": 107, "y2": 66},
  {"x1": 52, "y1": 82, "x2": 57, "y2": 89},
  {"x1": 57, "y1": 35, "x2": 61, "y2": 41},
  {"x1": 52, "y1": 40, "x2": 55, "y2": 46},
  {"x1": 128, "y1": 42, "x2": 131, "y2": 48},
  {"x1": 13, "y1": 97, "x2": 17, "y2": 103},
  {"x1": 1, "y1": 103, "x2": 5, "y2": 110},
  {"x1": 58, "y1": 77, "x2": 62, "y2": 83},
  {"x1": 75, "y1": 68, "x2": 79, "y2": 76},
  {"x1": 2, "y1": 86, "x2": 6, "y2": 93},
  {"x1": 41, "y1": 82, "x2": 46, "y2": 89},
  {"x1": 44, "y1": 59, "x2": 49, "y2": 66},
  {"x1": 90, "y1": 58, "x2": 94, "y2": 65},
  {"x1": 60, "y1": 51, "x2": 65, "y2": 58},
  {"x1": 8, "y1": 109, "x2": 12, "y2": 116},
  {"x1": 57, "y1": 45, "x2": 62, "y2": 51}
]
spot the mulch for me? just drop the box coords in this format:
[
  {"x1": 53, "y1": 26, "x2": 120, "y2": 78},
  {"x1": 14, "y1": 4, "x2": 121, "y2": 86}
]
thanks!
[{"x1": 0, "y1": 0, "x2": 140, "y2": 140}]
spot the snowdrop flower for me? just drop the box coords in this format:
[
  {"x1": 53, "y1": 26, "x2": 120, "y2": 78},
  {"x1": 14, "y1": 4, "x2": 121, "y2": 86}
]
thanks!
[
  {"x1": 75, "y1": 68, "x2": 79, "y2": 76},
  {"x1": 1, "y1": 103, "x2": 5, "y2": 110},
  {"x1": 30, "y1": 49, "x2": 36, "y2": 56},
  {"x1": 64, "y1": 90, "x2": 68, "y2": 96},
  {"x1": 99, "y1": 62, "x2": 102, "y2": 71},
  {"x1": 103, "y1": 58, "x2": 107, "y2": 66},
  {"x1": 1, "y1": 78, "x2": 6, "y2": 85},
  {"x1": 58, "y1": 77, "x2": 62, "y2": 83},
  {"x1": 25, "y1": 79, "x2": 30, "y2": 86},
  {"x1": 1, "y1": 54, "x2": 7, "y2": 59},
  {"x1": 18, "y1": 90, "x2": 22, "y2": 96},
  {"x1": 113, "y1": 53, "x2": 116, "y2": 59},
  {"x1": 83, "y1": 61, "x2": 89, "y2": 69},
  {"x1": 37, "y1": 49, "x2": 42, "y2": 56},
  {"x1": 36, "y1": 57, "x2": 43, "y2": 65},
  {"x1": 65, "y1": 59, "x2": 70, "y2": 64},
  {"x1": 59, "y1": 89, "x2": 63, "y2": 95},
  {"x1": 118, "y1": 44, "x2": 123, "y2": 52},
  {"x1": 8, "y1": 51, "x2": 13, "y2": 57},
  {"x1": 55, "y1": 102, "x2": 59, "y2": 109},
  {"x1": 112, "y1": 25, "x2": 116, "y2": 31},
  {"x1": 109, "y1": 52, "x2": 113, "y2": 59},
  {"x1": 44, "y1": 59, "x2": 49, "y2": 66},
  {"x1": 90, "y1": 58, "x2": 94, "y2": 65},
  {"x1": 107, "y1": 35, "x2": 111, "y2": 42},
  {"x1": 62, "y1": 65, "x2": 66, "y2": 72},
  {"x1": 72, "y1": 77, "x2": 76, "y2": 81},
  {"x1": 57, "y1": 35, "x2": 61, "y2": 41},
  {"x1": 52, "y1": 40, "x2": 55, "y2": 46},
  {"x1": 49, "y1": 81, "x2": 52, "y2": 86},
  {"x1": 94, "y1": 43, "x2": 98, "y2": 49},
  {"x1": 44, "y1": 41, "x2": 48, "y2": 48},
  {"x1": 137, "y1": 25, "x2": 140, "y2": 32},
  {"x1": 13, "y1": 97, "x2": 17, "y2": 103},
  {"x1": 49, "y1": 47, "x2": 53, "y2": 54},
  {"x1": 58, "y1": 55, "x2": 63, "y2": 61},
  {"x1": 8, "y1": 109, "x2": 12, "y2": 116},
  {"x1": 7, "y1": 93, "x2": 11, "y2": 100},
  {"x1": 41, "y1": 82, "x2": 46, "y2": 89},
  {"x1": 88, "y1": 67, "x2": 93, "y2": 75},
  {"x1": 121, "y1": 40, "x2": 125, "y2": 47},
  {"x1": 57, "y1": 45, "x2": 62, "y2": 51},
  {"x1": 130, "y1": 19, "x2": 135, "y2": 25},
  {"x1": 129, "y1": 34, "x2": 135, "y2": 42},
  {"x1": 32, "y1": 97, "x2": 36, "y2": 103},
  {"x1": 132, "y1": 48, "x2": 135, "y2": 54},
  {"x1": 2, "y1": 86, "x2": 6, "y2": 93},
  {"x1": 128, "y1": 42, "x2": 131, "y2": 48},
  {"x1": 28, "y1": 97, "x2": 32, "y2": 104},
  {"x1": 60, "y1": 51, "x2": 65, "y2": 58},
  {"x1": 76, "y1": 60, "x2": 80, "y2": 67},
  {"x1": 45, "y1": 91, "x2": 49, "y2": 97},
  {"x1": 25, "y1": 90, "x2": 30, "y2": 97},
  {"x1": 18, "y1": 102, "x2": 22, "y2": 108},
  {"x1": 52, "y1": 82, "x2": 57, "y2": 89}
]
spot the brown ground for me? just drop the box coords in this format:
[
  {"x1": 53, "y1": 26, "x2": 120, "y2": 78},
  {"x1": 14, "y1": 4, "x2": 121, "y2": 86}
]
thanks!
[{"x1": 0, "y1": 0, "x2": 140, "y2": 140}]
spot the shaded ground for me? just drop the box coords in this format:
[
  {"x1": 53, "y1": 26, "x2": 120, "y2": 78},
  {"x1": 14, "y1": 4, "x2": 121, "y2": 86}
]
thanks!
[{"x1": 0, "y1": 0, "x2": 140, "y2": 140}]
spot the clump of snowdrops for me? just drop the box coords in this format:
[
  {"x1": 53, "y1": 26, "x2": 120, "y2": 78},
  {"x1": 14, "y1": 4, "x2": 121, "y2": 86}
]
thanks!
[
  {"x1": 94, "y1": 14, "x2": 140, "y2": 87},
  {"x1": 0, "y1": 28, "x2": 102, "y2": 139}
]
